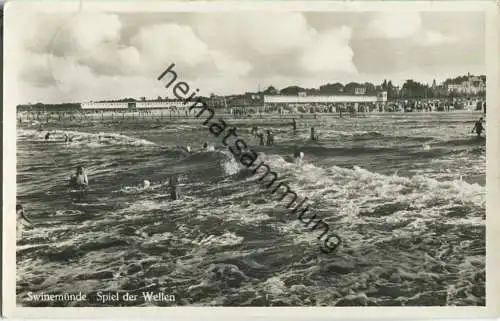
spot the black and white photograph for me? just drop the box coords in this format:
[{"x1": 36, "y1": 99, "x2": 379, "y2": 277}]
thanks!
[{"x1": 2, "y1": 0, "x2": 499, "y2": 318}]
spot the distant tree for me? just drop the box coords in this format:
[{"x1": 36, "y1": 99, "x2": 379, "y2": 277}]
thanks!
[
  {"x1": 427, "y1": 86, "x2": 435, "y2": 99},
  {"x1": 401, "y1": 79, "x2": 429, "y2": 99},
  {"x1": 386, "y1": 80, "x2": 395, "y2": 99},
  {"x1": 263, "y1": 86, "x2": 278, "y2": 95},
  {"x1": 343, "y1": 82, "x2": 361, "y2": 94},
  {"x1": 280, "y1": 86, "x2": 305, "y2": 95},
  {"x1": 443, "y1": 75, "x2": 469, "y2": 86},
  {"x1": 157, "y1": 96, "x2": 162, "y2": 101},
  {"x1": 381, "y1": 79, "x2": 388, "y2": 91},
  {"x1": 305, "y1": 88, "x2": 320, "y2": 95},
  {"x1": 140, "y1": 96, "x2": 146, "y2": 101},
  {"x1": 319, "y1": 83, "x2": 344, "y2": 94},
  {"x1": 364, "y1": 82, "x2": 376, "y2": 95}
]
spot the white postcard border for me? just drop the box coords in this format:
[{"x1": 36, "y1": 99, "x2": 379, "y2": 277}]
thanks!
[{"x1": 2, "y1": 0, "x2": 499, "y2": 319}]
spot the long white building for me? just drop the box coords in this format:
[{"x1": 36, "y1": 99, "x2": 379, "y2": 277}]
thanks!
[
  {"x1": 80, "y1": 100, "x2": 190, "y2": 111},
  {"x1": 135, "y1": 101, "x2": 187, "y2": 109},
  {"x1": 81, "y1": 102, "x2": 130, "y2": 110},
  {"x1": 264, "y1": 92, "x2": 387, "y2": 104}
]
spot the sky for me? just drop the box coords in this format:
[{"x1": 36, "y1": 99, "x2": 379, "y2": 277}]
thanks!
[{"x1": 10, "y1": 9, "x2": 485, "y2": 104}]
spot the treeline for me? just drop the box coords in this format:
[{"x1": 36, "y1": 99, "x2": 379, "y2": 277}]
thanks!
[
  {"x1": 16, "y1": 102, "x2": 81, "y2": 112},
  {"x1": 95, "y1": 96, "x2": 210, "y2": 103},
  {"x1": 262, "y1": 74, "x2": 486, "y2": 99},
  {"x1": 17, "y1": 74, "x2": 486, "y2": 109},
  {"x1": 443, "y1": 75, "x2": 486, "y2": 85}
]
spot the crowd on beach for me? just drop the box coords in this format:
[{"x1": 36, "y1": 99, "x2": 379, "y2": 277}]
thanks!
[
  {"x1": 16, "y1": 95, "x2": 486, "y2": 126},
  {"x1": 226, "y1": 97, "x2": 485, "y2": 116}
]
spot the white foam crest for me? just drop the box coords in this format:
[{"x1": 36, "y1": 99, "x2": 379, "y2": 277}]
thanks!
[
  {"x1": 17, "y1": 129, "x2": 156, "y2": 147},
  {"x1": 143, "y1": 232, "x2": 174, "y2": 245},
  {"x1": 265, "y1": 156, "x2": 484, "y2": 209},
  {"x1": 114, "y1": 199, "x2": 174, "y2": 219},
  {"x1": 192, "y1": 232, "x2": 244, "y2": 247},
  {"x1": 250, "y1": 154, "x2": 484, "y2": 248},
  {"x1": 263, "y1": 276, "x2": 287, "y2": 295},
  {"x1": 176, "y1": 124, "x2": 199, "y2": 130},
  {"x1": 328, "y1": 129, "x2": 375, "y2": 136},
  {"x1": 195, "y1": 198, "x2": 274, "y2": 225},
  {"x1": 217, "y1": 150, "x2": 246, "y2": 176},
  {"x1": 222, "y1": 157, "x2": 242, "y2": 176}
]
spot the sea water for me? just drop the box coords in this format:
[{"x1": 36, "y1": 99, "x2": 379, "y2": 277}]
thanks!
[{"x1": 16, "y1": 112, "x2": 485, "y2": 306}]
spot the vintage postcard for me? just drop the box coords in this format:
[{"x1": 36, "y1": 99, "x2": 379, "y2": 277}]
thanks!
[{"x1": 2, "y1": 0, "x2": 499, "y2": 319}]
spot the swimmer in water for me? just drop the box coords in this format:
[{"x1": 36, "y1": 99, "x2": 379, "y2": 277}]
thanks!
[
  {"x1": 169, "y1": 174, "x2": 180, "y2": 200},
  {"x1": 17, "y1": 204, "x2": 32, "y2": 225},
  {"x1": 44, "y1": 132, "x2": 51, "y2": 141},
  {"x1": 121, "y1": 180, "x2": 152, "y2": 193},
  {"x1": 203, "y1": 142, "x2": 209, "y2": 151},
  {"x1": 177, "y1": 145, "x2": 192, "y2": 155},
  {"x1": 294, "y1": 151, "x2": 304, "y2": 160},
  {"x1": 69, "y1": 166, "x2": 88, "y2": 190},
  {"x1": 471, "y1": 117, "x2": 485, "y2": 137},
  {"x1": 16, "y1": 204, "x2": 32, "y2": 238},
  {"x1": 293, "y1": 151, "x2": 304, "y2": 165}
]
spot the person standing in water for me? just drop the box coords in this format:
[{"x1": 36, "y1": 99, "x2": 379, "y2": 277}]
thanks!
[
  {"x1": 257, "y1": 132, "x2": 265, "y2": 146},
  {"x1": 69, "y1": 166, "x2": 89, "y2": 190},
  {"x1": 471, "y1": 117, "x2": 485, "y2": 137},
  {"x1": 266, "y1": 130, "x2": 274, "y2": 145},
  {"x1": 44, "y1": 132, "x2": 51, "y2": 141},
  {"x1": 292, "y1": 118, "x2": 297, "y2": 131},
  {"x1": 250, "y1": 125, "x2": 259, "y2": 137},
  {"x1": 310, "y1": 127, "x2": 319, "y2": 141},
  {"x1": 169, "y1": 174, "x2": 180, "y2": 200}
]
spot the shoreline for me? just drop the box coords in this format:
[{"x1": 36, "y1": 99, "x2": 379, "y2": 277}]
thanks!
[
  {"x1": 16, "y1": 110, "x2": 485, "y2": 134},
  {"x1": 17, "y1": 110, "x2": 484, "y2": 123},
  {"x1": 17, "y1": 110, "x2": 485, "y2": 134}
]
